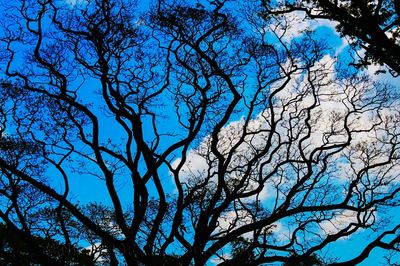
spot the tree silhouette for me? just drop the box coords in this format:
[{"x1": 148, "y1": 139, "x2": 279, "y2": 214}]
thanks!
[
  {"x1": 262, "y1": 0, "x2": 400, "y2": 76},
  {"x1": 0, "y1": 223, "x2": 94, "y2": 265},
  {"x1": 0, "y1": 0, "x2": 399, "y2": 265}
]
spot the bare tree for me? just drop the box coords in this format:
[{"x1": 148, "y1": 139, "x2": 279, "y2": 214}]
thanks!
[{"x1": 0, "y1": 0, "x2": 399, "y2": 265}]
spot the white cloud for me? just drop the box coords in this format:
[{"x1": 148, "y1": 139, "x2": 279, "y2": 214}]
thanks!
[
  {"x1": 84, "y1": 243, "x2": 108, "y2": 263},
  {"x1": 214, "y1": 210, "x2": 254, "y2": 238},
  {"x1": 173, "y1": 53, "x2": 400, "y2": 194},
  {"x1": 319, "y1": 210, "x2": 358, "y2": 235},
  {"x1": 318, "y1": 209, "x2": 376, "y2": 239},
  {"x1": 170, "y1": 54, "x2": 400, "y2": 254},
  {"x1": 269, "y1": 10, "x2": 341, "y2": 43},
  {"x1": 210, "y1": 253, "x2": 232, "y2": 265}
]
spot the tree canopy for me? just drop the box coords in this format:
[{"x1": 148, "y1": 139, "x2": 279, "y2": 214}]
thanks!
[
  {"x1": 0, "y1": 223, "x2": 94, "y2": 265},
  {"x1": 262, "y1": 0, "x2": 400, "y2": 75},
  {"x1": 0, "y1": 0, "x2": 399, "y2": 265}
]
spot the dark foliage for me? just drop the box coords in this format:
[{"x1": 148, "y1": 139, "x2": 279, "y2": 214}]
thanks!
[{"x1": 262, "y1": 0, "x2": 400, "y2": 75}]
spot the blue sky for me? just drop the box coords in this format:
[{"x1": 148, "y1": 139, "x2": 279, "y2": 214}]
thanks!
[{"x1": 1, "y1": 0, "x2": 399, "y2": 265}]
